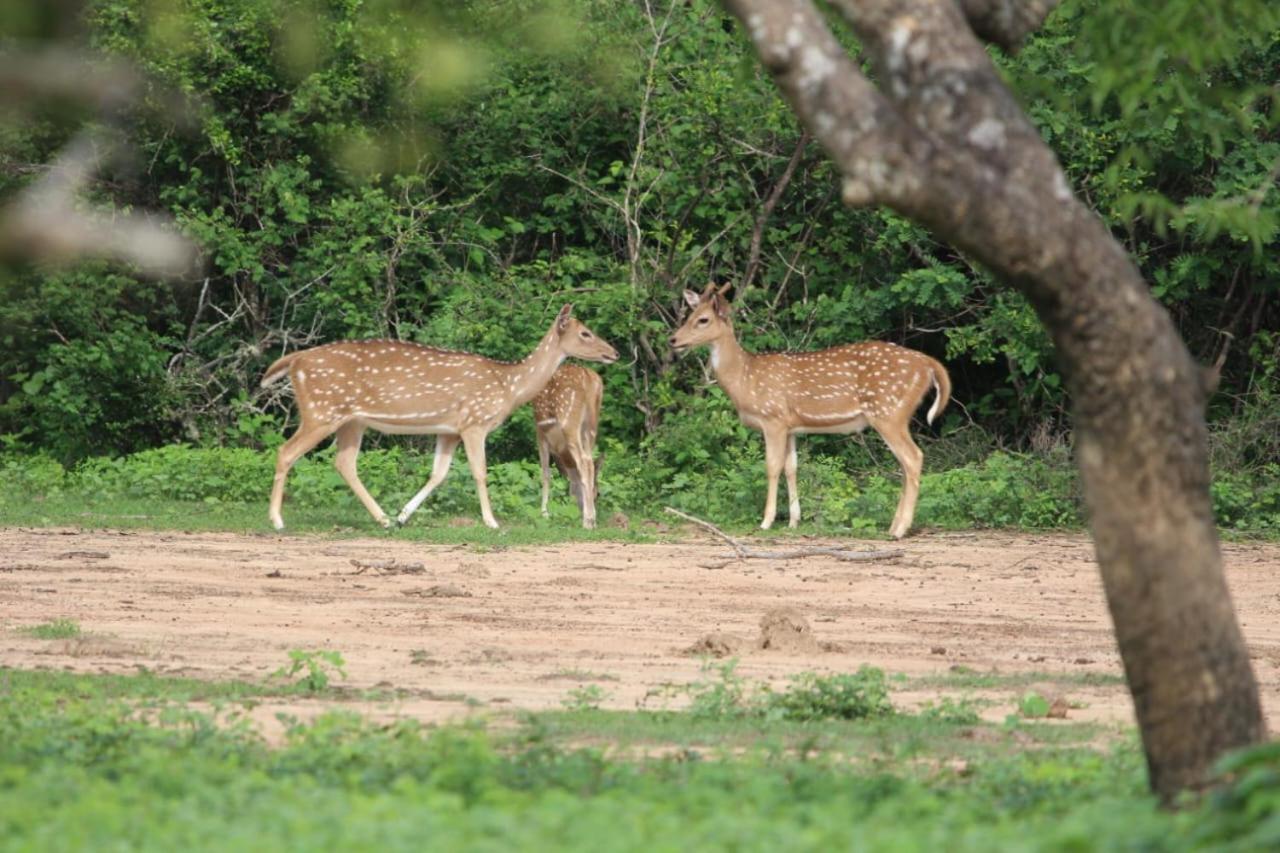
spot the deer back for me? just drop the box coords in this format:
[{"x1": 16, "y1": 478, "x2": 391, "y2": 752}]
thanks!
[
  {"x1": 746, "y1": 341, "x2": 945, "y2": 428},
  {"x1": 282, "y1": 340, "x2": 518, "y2": 425}
]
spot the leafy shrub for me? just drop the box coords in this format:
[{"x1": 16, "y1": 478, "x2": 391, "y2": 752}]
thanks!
[
  {"x1": 761, "y1": 668, "x2": 895, "y2": 722},
  {"x1": 662, "y1": 660, "x2": 895, "y2": 722},
  {"x1": 1197, "y1": 741, "x2": 1280, "y2": 848},
  {"x1": 272, "y1": 650, "x2": 347, "y2": 693},
  {"x1": 919, "y1": 696, "x2": 983, "y2": 725}
]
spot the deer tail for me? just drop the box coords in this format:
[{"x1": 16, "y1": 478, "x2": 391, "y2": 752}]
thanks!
[
  {"x1": 260, "y1": 352, "x2": 304, "y2": 388},
  {"x1": 926, "y1": 357, "x2": 952, "y2": 425}
]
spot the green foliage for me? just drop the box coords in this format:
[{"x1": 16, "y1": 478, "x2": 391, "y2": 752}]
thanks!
[
  {"x1": 2, "y1": 0, "x2": 1279, "y2": 536},
  {"x1": 1019, "y1": 693, "x2": 1053, "y2": 720},
  {"x1": 0, "y1": 665, "x2": 1272, "y2": 850},
  {"x1": 561, "y1": 684, "x2": 611, "y2": 712},
  {"x1": 3, "y1": 441, "x2": 1280, "y2": 536},
  {"x1": 919, "y1": 697, "x2": 983, "y2": 726},
  {"x1": 1197, "y1": 742, "x2": 1280, "y2": 848},
  {"x1": 18, "y1": 619, "x2": 82, "y2": 640},
  {"x1": 654, "y1": 660, "x2": 895, "y2": 723},
  {"x1": 761, "y1": 668, "x2": 895, "y2": 723},
  {"x1": 272, "y1": 649, "x2": 347, "y2": 693}
]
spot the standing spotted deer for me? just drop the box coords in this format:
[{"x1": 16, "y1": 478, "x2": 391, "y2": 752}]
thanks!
[
  {"x1": 532, "y1": 364, "x2": 604, "y2": 528},
  {"x1": 669, "y1": 283, "x2": 951, "y2": 539},
  {"x1": 260, "y1": 304, "x2": 618, "y2": 530}
]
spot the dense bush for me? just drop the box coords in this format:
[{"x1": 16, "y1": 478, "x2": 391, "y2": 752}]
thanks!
[
  {"x1": 6, "y1": 440, "x2": 1280, "y2": 534},
  {"x1": 2, "y1": 0, "x2": 1277, "y2": 494}
]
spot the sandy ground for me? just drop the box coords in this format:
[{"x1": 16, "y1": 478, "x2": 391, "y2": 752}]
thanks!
[{"x1": 3, "y1": 526, "x2": 1279, "y2": 737}]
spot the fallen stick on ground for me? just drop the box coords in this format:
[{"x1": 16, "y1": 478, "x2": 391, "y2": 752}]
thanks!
[
  {"x1": 349, "y1": 558, "x2": 426, "y2": 575},
  {"x1": 663, "y1": 507, "x2": 904, "y2": 564}
]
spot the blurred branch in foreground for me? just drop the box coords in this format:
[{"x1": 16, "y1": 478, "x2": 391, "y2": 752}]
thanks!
[{"x1": 0, "y1": 45, "x2": 198, "y2": 278}]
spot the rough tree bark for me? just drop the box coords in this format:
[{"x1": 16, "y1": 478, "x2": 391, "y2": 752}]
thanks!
[{"x1": 722, "y1": 0, "x2": 1265, "y2": 802}]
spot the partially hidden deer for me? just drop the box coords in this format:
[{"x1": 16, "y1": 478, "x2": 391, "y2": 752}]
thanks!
[
  {"x1": 669, "y1": 283, "x2": 951, "y2": 539},
  {"x1": 532, "y1": 364, "x2": 604, "y2": 529},
  {"x1": 260, "y1": 304, "x2": 618, "y2": 530}
]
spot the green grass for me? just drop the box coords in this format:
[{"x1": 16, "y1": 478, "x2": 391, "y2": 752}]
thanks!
[
  {"x1": 902, "y1": 667, "x2": 1128, "y2": 691},
  {"x1": 0, "y1": 666, "x2": 1275, "y2": 850},
  {"x1": 18, "y1": 619, "x2": 82, "y2": 640},
  {"x1": 0, "y1": 494, "x2": 658, "y2": 545},
  {"x1": 521, "y1": 706, "x2": 1110, "y2": 758}
]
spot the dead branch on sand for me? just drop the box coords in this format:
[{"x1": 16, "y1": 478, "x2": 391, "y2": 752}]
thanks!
[
  {"x1": 663, "y1": 507, "x2": 903, "y2": 568},
  {"x1": 349, "y1": 558, "x2": 425, "y2": 575}
]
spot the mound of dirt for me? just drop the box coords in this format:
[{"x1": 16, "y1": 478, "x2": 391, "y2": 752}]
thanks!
[
  {"x1": 684, "y1": 631, "x2": 749, "y2": 658},
  {"x1": 757, "y1": 607, "x2": 821, "y2": 654},
  {"x1": 686, "y1": 608, "x2": 825, "y2": 657}
]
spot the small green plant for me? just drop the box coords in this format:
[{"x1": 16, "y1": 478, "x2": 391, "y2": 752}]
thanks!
[
  {"x1": 1018, "y1": 692, "x2": 1052, "y2": 719},
  {"x1": 652, "y1": 661, "x2": 895, "y2": 722},
  {"x1": 686, "y1": 659, "x2": 755, "y2": 719},
  {"x1": 919, "y1": 696, "x2": 983, "y2": 725},
  {"x1": 762, "y1": 668, "x2": 895, "y2": 722},
  {"x1": 561, "y1": 684, "x2": 611, "y2": 712},
  {"x1": 20, "y1": 619, "x2": 81, "y2": 639},
  {"x1": 272, "y1": 650, "x2": 347, "y2": 693}
]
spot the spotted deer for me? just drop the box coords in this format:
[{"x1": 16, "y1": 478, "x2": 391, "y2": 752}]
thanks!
[
  {"x1": 669, "y1": 283, "x2": 951, "y2": 539},
  {"x1": 532, "y1": 364, "x2": 604, "y2": 528},
  {"x1": 260, "y1": 304, "x2": 618, "y2": 530}
]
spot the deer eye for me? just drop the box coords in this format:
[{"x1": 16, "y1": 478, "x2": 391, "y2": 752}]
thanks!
[
  {"x1": 580, "y1": 330, "x2": 593, "y2": 339},
  {"x1": 697, "y1": 317, "x2": 710, "y2": 325}
]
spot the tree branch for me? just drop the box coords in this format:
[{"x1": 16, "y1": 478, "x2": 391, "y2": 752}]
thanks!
[
  {"x1": 0, "y1": 129, "x2": 197, "y2": 277},
  {"x1": 955, "y1": 0, "x2": 1061, "y2": 51},
  {"x1": 743, "y1": 131, "x2": 810, "y2": 290},
  {"x1": 723, "y1": 0, "x2": 918, "y2": 208}
]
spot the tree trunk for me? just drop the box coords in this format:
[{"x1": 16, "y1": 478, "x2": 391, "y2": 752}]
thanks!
[{"x1": 722, "y1": 0, "x2": 1265, "y2": 802}]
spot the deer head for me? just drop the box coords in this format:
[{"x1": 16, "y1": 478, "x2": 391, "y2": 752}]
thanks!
[
  {"x1": 553, "y1": 304, "x2": 619, "y2": 364},
  {"x1": 669, "y1": 283, "x2": 733, "y2": 352}
]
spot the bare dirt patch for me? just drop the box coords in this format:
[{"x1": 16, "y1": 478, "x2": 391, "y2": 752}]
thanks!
[{"x1": 2, "y1": 527, "x2": 1279, "y2": 731}]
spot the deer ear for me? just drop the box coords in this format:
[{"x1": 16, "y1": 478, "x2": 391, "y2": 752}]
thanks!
[
  {"x1": 713, "y1": 294, "x2": 731, "y2": 320},
  {"x1": 556, "y1": 303, "x2": 573, "y2": 332},
  {"x1": 682, "y1": 290, "x2": 701, "y2": 309}
]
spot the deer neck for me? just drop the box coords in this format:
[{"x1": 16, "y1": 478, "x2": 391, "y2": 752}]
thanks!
[
  {"x1": 708, "y1": 328, "x2": 752, "y2": 399},
  {"x1": 505, "y1": 327, "x2": 566, "y2": 408}
]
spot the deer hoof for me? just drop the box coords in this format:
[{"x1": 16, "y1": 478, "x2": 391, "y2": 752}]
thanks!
[
  {"x1": 270, "y1": 517, "x2": 285, "y2": 531},
  {"x1": 484, "y1": 518, "x2": 500, "y2": 530}
]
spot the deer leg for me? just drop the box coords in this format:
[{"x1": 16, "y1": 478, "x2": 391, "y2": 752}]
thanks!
[
  {"x1": 537, "y1": 434, "x2": 552, "y2": 519},
  {"x1": 396, "y1": 434, "x2": 460, "y2": 525},
  {"x1": 462, "y1": 429, "x2": 499, "y2": 529},
  {"x1": 880, "y1": 423, "x2": 924, "y2": 540},
  {"x1": 268, "y1": 420, "x2": 337, "y2": 530},
  {"x1": 333, "y1": 422, "x2": 391, "y2": 527},
  {"x1": 760, "y1": 426, "x2": 787, "y2": 529},
  {"x1": 569, "y1": 433, "x2": 596, "y2": 530},
  {"x1": 784, "y1": 433, "x2": 800, "y2": 528}
]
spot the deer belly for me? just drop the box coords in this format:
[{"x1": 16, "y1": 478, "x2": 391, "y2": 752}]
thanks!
[
  {"x1": 360, "y1": 416, "x2": 459, "y2": 436},
  {"x1": 793, "y1": 412, "x2": 870, "y2": 435}
]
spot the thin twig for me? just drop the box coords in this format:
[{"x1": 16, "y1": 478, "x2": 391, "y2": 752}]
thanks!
[
  {"x1": 349, "y1": 558, "x2": 425, "y2": 575},
  {"x1": 664, "y1": 507, "x2": 903, "y2": 563}
]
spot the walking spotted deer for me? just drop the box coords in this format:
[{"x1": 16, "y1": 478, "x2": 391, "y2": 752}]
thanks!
[
  {"x1": 260, "y1": 304, "x2": 618, "y2": 530},
  {"x1": 670, "y1": 283, "x2": 951, "y2": 539},
  {"x1": 532, "y1": 364, "x2": 604, "y2": 528}
]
